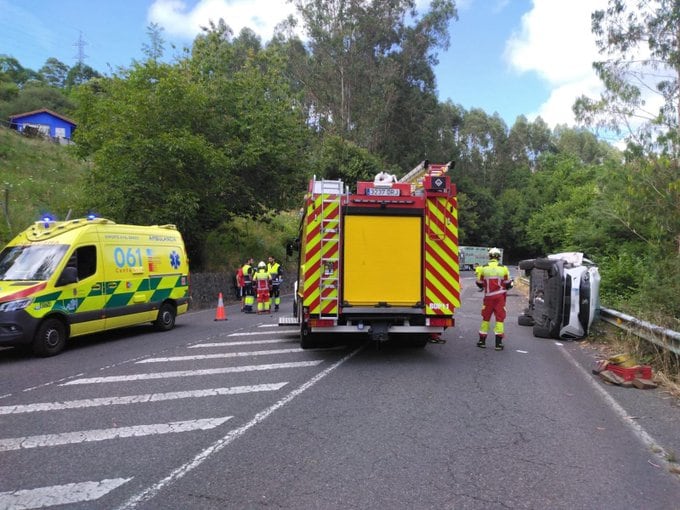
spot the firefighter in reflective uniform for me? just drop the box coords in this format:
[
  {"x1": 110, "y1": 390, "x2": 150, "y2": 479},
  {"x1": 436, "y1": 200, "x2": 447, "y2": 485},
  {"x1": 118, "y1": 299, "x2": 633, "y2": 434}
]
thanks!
[
  {"x1": 241, "y1": 257, "x2": 255, "y2": 313},
  {"x1": 476, "y1": 248, "x2": 513, "y2": 350},
  {"x1": 267, "y1": 255, "x2": 282, "y2": 312},
  {"x1": 254, "y1": 261, "x2": 272, "y2": 314}
]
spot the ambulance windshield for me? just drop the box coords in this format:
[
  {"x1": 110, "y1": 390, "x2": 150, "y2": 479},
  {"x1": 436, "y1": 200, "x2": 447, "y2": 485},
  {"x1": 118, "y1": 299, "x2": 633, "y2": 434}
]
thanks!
[{"x1": 0, "y1": 244, "x2": 69, "y2": 281}]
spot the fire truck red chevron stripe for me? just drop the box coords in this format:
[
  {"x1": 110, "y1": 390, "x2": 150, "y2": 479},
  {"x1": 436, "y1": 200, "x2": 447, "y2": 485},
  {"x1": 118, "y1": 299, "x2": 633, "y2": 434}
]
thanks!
[
  {"x1": 429, "y1": 196, "x2": 459, "y2": 229},
  {"x1": 424, "y1": 260, "x2": 459, "y2": 297},
  {"x1": 424, "y1": 195, "x2": 460, "y2": 315},
  {"x1": 321, "y1": 240, "x2": 338, "y2": 260}
]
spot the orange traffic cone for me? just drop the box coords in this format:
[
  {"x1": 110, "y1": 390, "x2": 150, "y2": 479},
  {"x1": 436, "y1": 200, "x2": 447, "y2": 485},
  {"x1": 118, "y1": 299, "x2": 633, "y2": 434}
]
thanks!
[{"x1": 214, "y1": 292, "x2": 227, "y2": 321}]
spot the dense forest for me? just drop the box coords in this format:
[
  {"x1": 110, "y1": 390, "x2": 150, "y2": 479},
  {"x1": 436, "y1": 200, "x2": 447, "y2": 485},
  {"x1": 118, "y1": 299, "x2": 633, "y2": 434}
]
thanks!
[{"x1": 0, "y1": 0, "x2": 678, "y2": 326}]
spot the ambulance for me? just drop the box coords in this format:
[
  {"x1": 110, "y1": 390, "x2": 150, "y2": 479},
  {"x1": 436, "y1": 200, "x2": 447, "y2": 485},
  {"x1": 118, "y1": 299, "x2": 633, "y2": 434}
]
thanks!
[{"x1": 0, "y1": 216, "x2": 190, "y2": 356}]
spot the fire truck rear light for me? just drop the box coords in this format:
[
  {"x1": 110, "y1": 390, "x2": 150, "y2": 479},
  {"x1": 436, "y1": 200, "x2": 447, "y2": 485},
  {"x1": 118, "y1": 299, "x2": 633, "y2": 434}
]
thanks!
[
  {"x1": 428, "y1": 317, "x2": 453, "y2": 327},
  {"x1": 310, "y1": 319, "x2": 334, "y2": 328}
]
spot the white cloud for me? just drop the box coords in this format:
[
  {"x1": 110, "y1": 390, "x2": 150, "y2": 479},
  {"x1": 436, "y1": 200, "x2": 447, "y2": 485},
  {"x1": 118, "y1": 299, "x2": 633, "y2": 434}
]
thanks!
[
  {"x1": 505, "y1": 0, "x2": 608, "y2": 126},
  {"x1": 148, "y1": 0, "x2": 297, "y2": 41}
]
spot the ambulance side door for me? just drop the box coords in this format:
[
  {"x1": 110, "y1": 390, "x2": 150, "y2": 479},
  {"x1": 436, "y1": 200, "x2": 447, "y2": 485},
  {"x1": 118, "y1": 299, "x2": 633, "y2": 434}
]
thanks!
[{"x1": 64, "y1": 244, "x2": 107, "y2": 337}]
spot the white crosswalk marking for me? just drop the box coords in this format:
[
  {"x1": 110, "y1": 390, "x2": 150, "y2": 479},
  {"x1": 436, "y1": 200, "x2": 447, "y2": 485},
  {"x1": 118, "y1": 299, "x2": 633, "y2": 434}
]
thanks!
[
  {"x1": 137, "y1": 348, "x2": 304, "y2": 363},
  {"x1": 0, "y1": 416, "x2": 232, "y2": 451},
  {"x1": 61, "y1": 360, "x2": 323, "y2": 385},
  {"x1": 190, "y1": 339, "x2": 289, "y2": 347},
  {"x1": 227, "y1": 331, "x2": 284, "y2": 336},
  {"x1": 0, "y1": 383, "x2": 287, "y2": 415},
  {"x1": 0, "y1": 478, "x2": 132, "y2": 509}
]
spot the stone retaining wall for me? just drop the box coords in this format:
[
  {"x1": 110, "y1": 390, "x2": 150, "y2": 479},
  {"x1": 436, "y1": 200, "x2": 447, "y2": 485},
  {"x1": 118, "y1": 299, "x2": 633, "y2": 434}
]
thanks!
[{"x1": 189, "y1": 272, "x2": 294, "y2": 310}]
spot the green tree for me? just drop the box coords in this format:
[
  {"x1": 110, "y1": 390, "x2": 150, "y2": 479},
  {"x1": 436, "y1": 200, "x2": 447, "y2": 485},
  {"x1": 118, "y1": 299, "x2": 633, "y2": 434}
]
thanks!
[
  {"x1": 142, "y1": 23, "x2": 165, "y2": 62},
  {"x1": 65, "y1": 62, "x2": 101, "y2": 88},
  {"x1": 574, "y1": 0, "x2": 680, "y2": 156},
  {"x1": 74, "y1": 26, "x2": 310, "y2": 267},
  {"x1": 0, "y1": 55, "x2": 41, "y2": 86},
  {"x1": 39, "y1": 58, "x2": 70, "y2": 88},
  {"x1": 280, "y1": 0, "x2": 457, "y2": 167}
]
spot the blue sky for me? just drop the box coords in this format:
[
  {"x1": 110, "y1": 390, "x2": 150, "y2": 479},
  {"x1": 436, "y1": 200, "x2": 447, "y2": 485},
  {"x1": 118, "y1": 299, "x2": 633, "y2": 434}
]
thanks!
[{"x1": 1, "y1": 0, "x2": 608, "y2": 129}]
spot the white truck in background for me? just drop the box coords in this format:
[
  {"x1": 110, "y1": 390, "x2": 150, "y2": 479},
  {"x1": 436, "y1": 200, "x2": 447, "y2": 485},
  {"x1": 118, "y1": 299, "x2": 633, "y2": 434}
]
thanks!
[{"x1": 459, "y1": 246, "x2": 503, "y2": 271}]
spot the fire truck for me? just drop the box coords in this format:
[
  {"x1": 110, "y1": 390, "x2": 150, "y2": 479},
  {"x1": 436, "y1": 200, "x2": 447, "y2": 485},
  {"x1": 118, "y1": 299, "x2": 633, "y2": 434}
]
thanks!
[{"x1": 281, "y1": 161, "x2": 460, "y2": 348}]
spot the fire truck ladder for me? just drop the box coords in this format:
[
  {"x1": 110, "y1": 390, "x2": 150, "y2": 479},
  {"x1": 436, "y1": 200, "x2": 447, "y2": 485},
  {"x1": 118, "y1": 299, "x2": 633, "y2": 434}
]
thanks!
[
  {"x1": 399, "y1": 160, "x2": 452, "y2": 192},
  {"x1": 317, "y1": 179, "x2": 343, "y2": 319}
]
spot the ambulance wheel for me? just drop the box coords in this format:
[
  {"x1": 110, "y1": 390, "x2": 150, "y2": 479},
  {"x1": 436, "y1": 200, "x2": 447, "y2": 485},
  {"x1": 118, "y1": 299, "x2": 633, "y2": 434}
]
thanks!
[
  {"x1": 154, "y1": 302, "x2": 176, "y2": 331},
  {"x1": 32, "y1": 318, "x2": 67, "y2": 357}
]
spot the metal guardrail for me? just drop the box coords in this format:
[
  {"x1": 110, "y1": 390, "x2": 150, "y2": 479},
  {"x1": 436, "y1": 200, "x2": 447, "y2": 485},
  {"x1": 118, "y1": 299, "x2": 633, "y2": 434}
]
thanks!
[{"x1": 599, "y1": 307, "x2": 680, "y2": 357}]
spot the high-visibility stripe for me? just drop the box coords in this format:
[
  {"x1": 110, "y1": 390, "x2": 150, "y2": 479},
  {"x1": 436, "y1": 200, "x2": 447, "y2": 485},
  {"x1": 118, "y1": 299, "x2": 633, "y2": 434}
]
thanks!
[
  {"x1": 302, "y1": 193, "x2": 340, "y2": 316},
  {"x1": 25, "y1": 275, "x2": 188, "y2": 319},
  {"x1": 424, "y1": 195, "x2": 460, "y2": 315}
]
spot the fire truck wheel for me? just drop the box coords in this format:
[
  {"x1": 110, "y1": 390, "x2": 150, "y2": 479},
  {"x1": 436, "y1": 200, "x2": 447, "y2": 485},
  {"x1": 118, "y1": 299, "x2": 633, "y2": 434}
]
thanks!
[
  {"x1": 300, "y1": 325, "x2": 318, "y2": 349},
  {"x1": 154, "y1": 302, "x2": 176, "y2": 331},
  {"x1": 32, "y1": 318, "x2": 67, "y2": 357},
  {"x1": 412, "y1": 335, "x2": 429, "y2": 348}
]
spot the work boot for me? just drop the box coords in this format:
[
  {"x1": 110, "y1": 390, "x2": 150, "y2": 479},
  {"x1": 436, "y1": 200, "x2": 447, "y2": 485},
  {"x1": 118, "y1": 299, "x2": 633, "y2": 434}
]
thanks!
[
  {"x1": 495, "y1": 336, "x2": 504, "y2": 351},
  {"x1": 477, "y1": 335, "x2": 486, "y2": 349}
]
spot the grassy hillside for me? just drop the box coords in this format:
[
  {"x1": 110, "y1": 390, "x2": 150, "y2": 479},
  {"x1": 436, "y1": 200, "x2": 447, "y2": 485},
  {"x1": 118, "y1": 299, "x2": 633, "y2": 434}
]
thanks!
[{"x1": 0, "y1": 126, "x2": 90, "y2": 243}]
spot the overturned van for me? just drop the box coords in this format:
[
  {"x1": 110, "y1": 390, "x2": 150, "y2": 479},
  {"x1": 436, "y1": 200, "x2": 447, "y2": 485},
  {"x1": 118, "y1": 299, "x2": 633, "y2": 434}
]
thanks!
[
  {"x1": 518, "y1": 252, "x2": 600, "y2": 340},
  {"x1": 0, "y1": 217, "x2": 190, "y2": 356}
]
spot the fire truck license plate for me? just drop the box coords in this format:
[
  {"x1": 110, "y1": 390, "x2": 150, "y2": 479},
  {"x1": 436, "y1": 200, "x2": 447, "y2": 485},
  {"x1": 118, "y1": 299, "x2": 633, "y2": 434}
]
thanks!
[{"x1": 367, "y1": 188, "x2": 400, "y2": 196}]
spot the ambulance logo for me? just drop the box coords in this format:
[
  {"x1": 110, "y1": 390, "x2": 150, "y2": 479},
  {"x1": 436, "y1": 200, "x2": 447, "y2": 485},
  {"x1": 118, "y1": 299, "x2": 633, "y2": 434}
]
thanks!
[{"x1": 170, "y1": 251, "x2": 181, "y2": 269}]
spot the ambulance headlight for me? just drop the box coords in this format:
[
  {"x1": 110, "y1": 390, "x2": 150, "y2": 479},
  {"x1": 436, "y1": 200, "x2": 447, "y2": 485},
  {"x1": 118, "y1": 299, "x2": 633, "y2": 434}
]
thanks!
[{"x1": 0, "y1": 298, "x2": 33, "y2": 312}]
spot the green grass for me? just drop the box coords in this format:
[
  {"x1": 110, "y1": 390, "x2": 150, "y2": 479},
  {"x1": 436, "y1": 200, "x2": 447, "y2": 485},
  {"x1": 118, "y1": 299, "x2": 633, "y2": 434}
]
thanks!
[{"x1": 0, "y1": 126, "x2": 90, "y2": 243}]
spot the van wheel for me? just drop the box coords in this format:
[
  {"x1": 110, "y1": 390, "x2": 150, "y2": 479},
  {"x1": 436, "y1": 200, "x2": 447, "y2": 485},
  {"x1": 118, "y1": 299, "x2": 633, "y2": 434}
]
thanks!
[
  {"x1": 518, "y1": 314, "x2": 534, "y2": 326},
  {"x1": 154, "y1": 303, "x2": 176, "y2": 331},
  {"x1": 532, "y1": 322, "x2": 553, "y2": 338},
  {"x1": 32, "y1": 318, "x2": 67, "y2": 357}
]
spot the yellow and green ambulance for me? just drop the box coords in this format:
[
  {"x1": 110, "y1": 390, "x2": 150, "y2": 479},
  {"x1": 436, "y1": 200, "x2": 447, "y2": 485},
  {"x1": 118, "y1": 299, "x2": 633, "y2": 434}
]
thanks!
[{"x1": 0, "y1": 217, "x2": 190, "y2": 356}]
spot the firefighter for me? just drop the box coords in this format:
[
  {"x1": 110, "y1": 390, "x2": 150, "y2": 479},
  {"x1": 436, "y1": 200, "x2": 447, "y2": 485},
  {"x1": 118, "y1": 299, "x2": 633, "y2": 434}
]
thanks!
[
  {"x1": 476, "y1": 247, "x2": 513, "y2": 350},
  {"x1": 254, "y1": 261, "x2": 272, "y2": 314},
  {"x1": 241, "y1": 257, "x2": 255, "y2": 313},
  {"x1": 267, "y1": 255, "x2": 282, "y2": 312}
]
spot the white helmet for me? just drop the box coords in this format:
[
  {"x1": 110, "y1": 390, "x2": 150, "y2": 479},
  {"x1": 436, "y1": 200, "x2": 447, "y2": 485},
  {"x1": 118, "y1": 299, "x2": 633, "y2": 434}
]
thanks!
[
  {"x1": 258, "y1": 261, "x2": 266, "y2": 269},
  {"x1": 488, "y1": 247, "x2": 501, "y2": 259}
]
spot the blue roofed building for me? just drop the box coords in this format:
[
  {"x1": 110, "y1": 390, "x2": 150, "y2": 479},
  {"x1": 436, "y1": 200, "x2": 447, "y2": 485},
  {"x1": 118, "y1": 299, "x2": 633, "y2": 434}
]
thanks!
[{"x1": 8, "y1": 108, "x2": 77, "y2": 143}]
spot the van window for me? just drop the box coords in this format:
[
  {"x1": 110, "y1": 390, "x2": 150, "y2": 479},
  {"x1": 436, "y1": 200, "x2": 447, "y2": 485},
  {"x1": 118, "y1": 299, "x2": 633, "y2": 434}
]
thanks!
[
  {"x1": 74, "y1": 245, "x2": 97, "y2": 280},
  {"x1": 0, "y1": 244, "x2": 69, "y2": 281}
]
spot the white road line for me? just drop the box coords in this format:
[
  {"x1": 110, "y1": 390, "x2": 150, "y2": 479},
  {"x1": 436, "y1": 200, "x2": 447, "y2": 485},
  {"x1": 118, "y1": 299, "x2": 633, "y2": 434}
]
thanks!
[
  {"x1": 115, "y1": 345, "x2": 365, "y2": 510},
  {"x1": 0, "y1": 478, "x2": 132, "y2": 509},
  {"x1": 258, "y1": 324, "x2": 279, "y2": 328},
  {"x1": 0, "y1": 417, "x2": 232, "y2": 452},
  {"x1": 227, "y1": 331, "x2": 283, "y2": 337},
  {"x1": 556, "y1": 344, "x2": 673, "y2": 466},
  {"x1": 61, "y1": 361, "x2": 322, "y2": 385},
  {"x1": 190, "y1": 339, "x2": 289, "y2": 348},
  {"x1": 137, "y1": 348, "x2": 305, "y2": 363},
  {"x1": 0, "y1": 383, "x2": 287, "y2": 415}
]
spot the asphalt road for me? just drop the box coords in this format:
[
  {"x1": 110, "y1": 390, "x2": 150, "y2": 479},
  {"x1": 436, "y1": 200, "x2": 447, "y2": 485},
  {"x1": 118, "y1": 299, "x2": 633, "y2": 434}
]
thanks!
[{"x1": 1, "y1": 271, "x2": 679, "y2": 509}]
